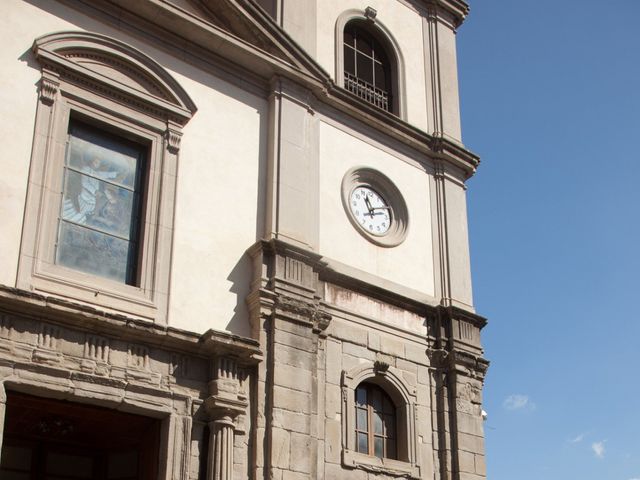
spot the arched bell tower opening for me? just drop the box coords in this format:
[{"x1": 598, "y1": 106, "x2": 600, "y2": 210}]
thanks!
[{"x1": 335, "y1": 9, "x2": 407, "y2": 118}]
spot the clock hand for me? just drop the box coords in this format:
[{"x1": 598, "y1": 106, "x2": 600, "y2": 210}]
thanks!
[
  {"x1": 364, "y1": 196, "x2": 374, "y2": 217},
  {"x1": 364, "y1": 196, "x2": 373, "y2": 211}
]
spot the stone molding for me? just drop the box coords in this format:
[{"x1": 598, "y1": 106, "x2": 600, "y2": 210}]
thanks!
[
  {"x1": 0, "y1": 286, "x2": 260, "y2": 480},
  {"x1": 0, "y1": 285, "x2": 261, "y2": 363},
  {"x1": 341, "y1": 363, "x2": 421, "y2": 478},
  {"x1": 32, "y1": 30, "x2": 197, "y2": 124},
  {"x1": 333, "y1": 8, "x2": 408, "y2": 119},
  {"x1": 19, "y1": 30, "x2": 199, "y2": 324},
  {"x1": 67, "y1": 0, "x2": 481, "y2": 179}
]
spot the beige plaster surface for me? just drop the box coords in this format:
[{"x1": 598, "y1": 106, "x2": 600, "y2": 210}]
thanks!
[
  {"x1": 435, "y1": 21, "x2": 463, "y2": 141},
  {"x1": 0, "y1": 0, "x2": 51, "y2": 288},
  {"x1": 0, "y1": 0, "x2": 265, "y2": 336},
  {"x1": 442, "y1": 177, "x2": 474, "y2": 308},
  {"x1": 315, "y1": 0, "x2": 429, "y2": 130},
  {"x1": 318, "y1": 120, "x2": 435, "y2": 296},
  {"x1": 170, "y1": 84, "x2": 267, "y2": 337}
]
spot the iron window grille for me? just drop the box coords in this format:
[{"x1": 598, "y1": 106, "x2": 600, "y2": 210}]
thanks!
[{"x1": 343, "y1": 22, "x2": 393, "y2": 112}]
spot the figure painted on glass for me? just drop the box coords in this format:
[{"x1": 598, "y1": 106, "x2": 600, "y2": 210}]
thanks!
[
  {"x1": 63, "y1": 155, "x2": 123, "y2": 226},
  {"x1": 56, "y1": 124, "x2": 143, "y2": 284}
]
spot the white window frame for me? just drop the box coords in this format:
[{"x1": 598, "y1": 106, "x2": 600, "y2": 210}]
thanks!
[{"x1": 17, "y1": 31, "x2": 197, "y2": 324}]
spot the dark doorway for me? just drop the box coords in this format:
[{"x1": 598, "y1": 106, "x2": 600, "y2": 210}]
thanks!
[{"x1": 0, "y1": 392, "x2": 160, "y2": 480}]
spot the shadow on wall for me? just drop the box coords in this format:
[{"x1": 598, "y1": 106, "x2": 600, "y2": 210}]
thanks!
[{"x1": 225, "y1": 253, "x2": 254, "y2": 337}]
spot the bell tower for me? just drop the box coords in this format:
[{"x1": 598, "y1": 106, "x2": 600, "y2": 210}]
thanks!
[{"x1": 249, "y1": 1, "x2": 489, "y2": 479}]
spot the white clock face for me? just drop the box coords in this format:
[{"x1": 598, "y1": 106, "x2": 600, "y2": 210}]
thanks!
[{"x1": 349, "y1": 186, "x2": 392, "y2": 236}]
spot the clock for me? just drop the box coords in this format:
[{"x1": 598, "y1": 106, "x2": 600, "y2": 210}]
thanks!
[
  {"x1": 349, "y1": 186, "x2": 392, "y2": 236},
  {"x1": 341, "y1": 167, "x2": 409, "y2": 247}
]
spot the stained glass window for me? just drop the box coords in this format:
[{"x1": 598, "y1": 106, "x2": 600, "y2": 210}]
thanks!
[
  {"x1": 354, "y1": 383, "x2": 397, "y2": 459},
  {"x1": 56, "y1": 122, "x2": 146, "y2": 285}
]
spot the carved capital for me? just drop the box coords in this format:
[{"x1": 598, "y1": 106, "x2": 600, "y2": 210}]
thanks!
[
  {"x1": 165, "y1": 128, "x2": 182, "y2": 154},
  {"x1": 39, "y1": 76, "x2": 59, "y2": 105},
  {"x1": 311, "y1": 305, "x2": 332, "y2": 333},
  {"x1": 448, "y1": 350, "x2": 489, "y2": 380},
  {"x1": 205, "y1": 356, "x2": 247, "y2": 423},
  {"x1": 204, "y1": 395, "x2": 248, "y2": 421},
  {"x1": 427, "y1": 348, "x2": 449, "y2": 368}
]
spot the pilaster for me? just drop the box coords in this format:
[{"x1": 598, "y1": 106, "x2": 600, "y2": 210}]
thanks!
[
  {"x1": 205, "y1": 356, "x2": 249, "y2": 480},
  {"x1": 422, "y1": 5, "x2": 463, "y2": 143},
  {"x1": 265, "y1": 77, "x2": 320, "y2": 250},
  {"x1": 247, "y1": 239, "x2": 331, "y2": 480},
  {"x1": 429, "y1": 306, "x2": 488, "y2": 480},
  {"x1": 432, "y1": 162, "x2": 474, "y2": 310}
]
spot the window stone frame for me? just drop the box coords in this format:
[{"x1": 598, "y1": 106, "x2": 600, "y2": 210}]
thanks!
[
  {"x1": 17, "y1": 31, "x2": 197, "y2": 324},
  {"x1": 341, "y1": 363, "x2": 421, "y2": 478},
  {"x1": 335, "y1": 9, "x2": 407, "y2": 119}
]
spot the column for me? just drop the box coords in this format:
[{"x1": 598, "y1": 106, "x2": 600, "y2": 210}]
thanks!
[{"x1": 205, "y1": 357, "x2": 247, "y2": 480}]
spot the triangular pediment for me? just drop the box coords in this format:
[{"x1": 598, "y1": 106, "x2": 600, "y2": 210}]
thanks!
[{"x1": 190, "y1": 0, "x2": 330, "y2": 81}]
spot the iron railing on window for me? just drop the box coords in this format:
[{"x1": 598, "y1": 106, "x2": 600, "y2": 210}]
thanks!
[{"x1": 344, "y1": 72, "x2": 390, "y2": 112}]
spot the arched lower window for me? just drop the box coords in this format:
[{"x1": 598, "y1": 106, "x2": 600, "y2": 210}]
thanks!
[
  {"x1": 343, "y1": 20, "x2": 393, "y2": 112},
  {"x1": 355, "y1": 383, "x2": 397, "y2": 459},
  {"x1": 342, "y1": 365, "x2": 420, "y2": 476}
]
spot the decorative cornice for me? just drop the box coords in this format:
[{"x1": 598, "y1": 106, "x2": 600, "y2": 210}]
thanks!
[
  {"x1": 0, "y1": 285, "x2": 261, "y2": 363},
  {"x1": 449, "y1": 350, "x2": 490, "y2": 379},
  {"x1": 440, "y1": 305, "x2": 488, "y2": 330},
  {"x1": 418, "y1": 0, "x2": 470, "y2": 28},
  {"x1": 273, "y1": 294, "x2": 332, "y2": 331},
  {"x1": 32, "y1": 30, "x2": 197, "y2": 125},
  {"x1": 66, "y1": 0, "x2": 481, "y2": 179}
]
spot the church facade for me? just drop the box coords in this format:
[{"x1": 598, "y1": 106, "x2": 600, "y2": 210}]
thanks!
[{"x1": 0, "y1": 1, "x2": 488, "y2": 479}]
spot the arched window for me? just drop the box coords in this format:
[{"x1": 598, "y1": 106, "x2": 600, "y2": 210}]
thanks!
[
  {"x1": 343, "y1": 20, "x2": 394, "y2": 112},
  {"x1": 341, "y1": 364, "x2": 420, "y2": 477},
  {"x1": 355, "y1": 382, "x2": 397, "y2": 459}
]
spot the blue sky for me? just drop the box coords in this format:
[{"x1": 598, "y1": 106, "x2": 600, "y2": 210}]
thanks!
[{"x1": 457, "y1": 1, "x2": 640, "y2": 478}]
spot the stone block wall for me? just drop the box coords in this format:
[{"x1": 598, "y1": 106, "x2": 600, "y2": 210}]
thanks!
[{"x1": 249, "y1": 239, "x2": 489, "y2": 480}]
